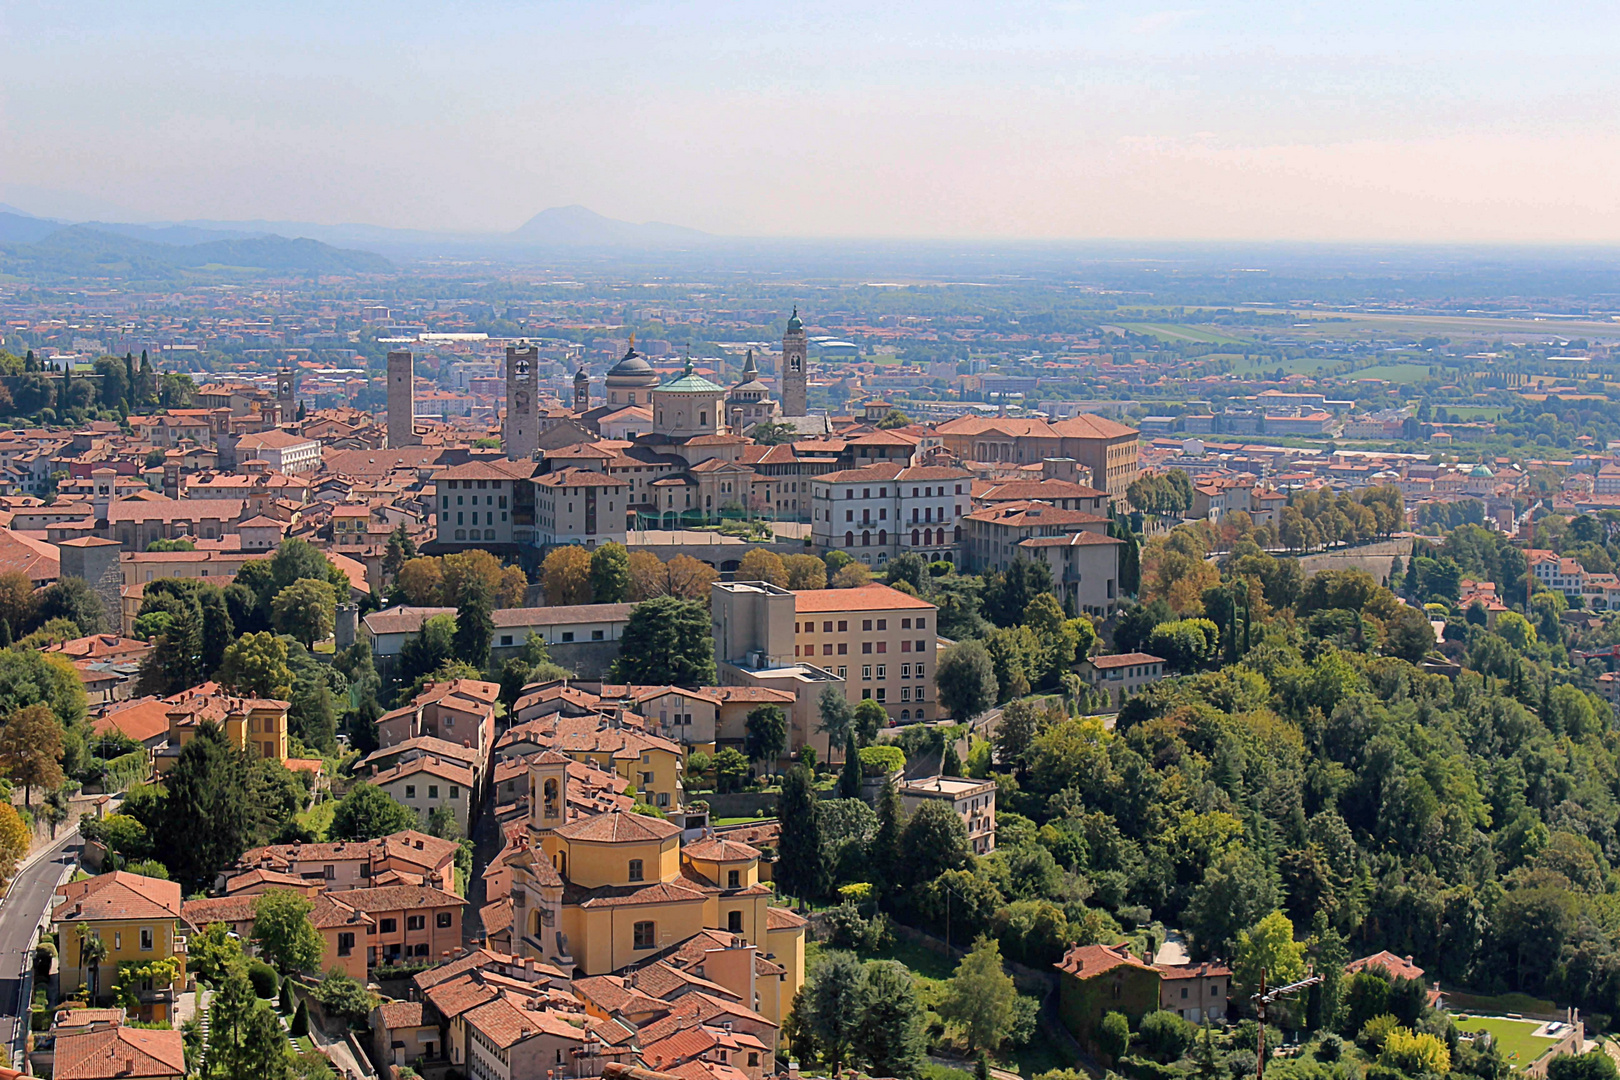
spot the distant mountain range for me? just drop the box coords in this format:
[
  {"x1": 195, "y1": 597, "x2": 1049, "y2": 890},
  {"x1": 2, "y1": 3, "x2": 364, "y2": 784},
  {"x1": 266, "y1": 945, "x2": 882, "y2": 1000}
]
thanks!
[
  {"x1": 0, "y1": 202, "x2": 718, "y2": 275},
  {"x1": 0, "y1": 210, "x2": 391, "y2": 281}
]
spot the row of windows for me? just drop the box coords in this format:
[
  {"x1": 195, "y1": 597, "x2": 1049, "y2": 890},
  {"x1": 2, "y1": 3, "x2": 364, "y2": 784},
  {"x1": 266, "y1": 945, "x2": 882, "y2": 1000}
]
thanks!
[
  {"x1": 799, "y1": 640, "x2": 928, "y2": 657},
  {"x1": 833, "y1": 484, "x2": 965, "y2": 499},
  {"x1": 402, "y1": 783, "x2": 461, "y2": 800},
  {"x1": 454, "y1": 529, "x2": 498, "y2": 541},
  {"x1": 449, "y1": 511, "x2": 506, "y2": 526},
  {"x1": 797, "y1": 617, "x2": 927, "y2": 632},
  {"x1": 844, "y1": 528, "x2": 961, "y2": 547},
  {"x1": 859, "y1": 686, "x2": 917, "y2": 703},
  {"x1": 828, "y1": 663, "x2": 927, "y2": 681},
  {"x1": 443, "y1": 479, "x2": 504, "y2": 490}
]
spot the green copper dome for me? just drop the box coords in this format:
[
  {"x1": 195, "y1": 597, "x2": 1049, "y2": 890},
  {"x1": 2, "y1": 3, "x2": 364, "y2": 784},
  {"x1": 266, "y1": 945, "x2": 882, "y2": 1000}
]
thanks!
[{"x1": 786, "y1": 306, "x2": 803, "y2": 332}]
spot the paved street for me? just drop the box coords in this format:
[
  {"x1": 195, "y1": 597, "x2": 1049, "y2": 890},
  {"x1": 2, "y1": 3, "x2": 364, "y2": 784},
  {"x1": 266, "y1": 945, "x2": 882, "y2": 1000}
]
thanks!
[{"x1": 0, "y1": 831, "x2": 81, "y2": 1066}]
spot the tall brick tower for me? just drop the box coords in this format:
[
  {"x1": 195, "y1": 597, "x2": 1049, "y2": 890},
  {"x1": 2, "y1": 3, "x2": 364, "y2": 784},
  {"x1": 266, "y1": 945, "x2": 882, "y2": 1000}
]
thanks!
[
  {"x1": 387, "y1": 350, "x2": 419, "y2": 447},
  {"x1": 573, "y1": 365, "x2": 590, "y2": 412},
  {"x1": 276, "y1": 366, "x2": 296, "y2": 425},
  {"x1": 505, "y1": 342, "x2": 539, "y2": 460},
  {"x1": 781, "y1": 307, "x2": 807, "y2": 417}
]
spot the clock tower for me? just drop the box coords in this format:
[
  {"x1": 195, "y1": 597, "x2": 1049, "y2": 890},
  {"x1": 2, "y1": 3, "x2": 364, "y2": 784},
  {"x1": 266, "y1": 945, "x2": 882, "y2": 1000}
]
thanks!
[{"x1": 505, "y1": 342, "x2": 539, "y2": 460}]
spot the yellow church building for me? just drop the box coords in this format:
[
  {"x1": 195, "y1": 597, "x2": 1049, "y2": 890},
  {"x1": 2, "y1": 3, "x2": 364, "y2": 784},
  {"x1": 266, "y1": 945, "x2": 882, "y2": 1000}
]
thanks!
[{"x1": 507, "y1": 751, "x2": 805, "y2": 1022}]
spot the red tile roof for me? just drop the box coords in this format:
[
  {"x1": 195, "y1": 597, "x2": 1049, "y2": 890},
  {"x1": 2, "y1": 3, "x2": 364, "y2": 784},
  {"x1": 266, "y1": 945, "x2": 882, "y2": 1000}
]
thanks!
[
  {"x1": 1055, "y1": 942, "x2": 1153, "y2": 979},
  {"x1": 54, "y1": 1025, "x2": 186, "y2": 1080},
  {"x1": 792, "y1": 583, "x2": 934, "y2": 613}
]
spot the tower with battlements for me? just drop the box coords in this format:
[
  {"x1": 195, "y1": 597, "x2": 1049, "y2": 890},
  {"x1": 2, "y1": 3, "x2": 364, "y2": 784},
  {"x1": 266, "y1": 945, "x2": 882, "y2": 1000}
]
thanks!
[
  {"x1": 781, "y1": 308, "x2": 807, "y2": 417},
  {"x1": 505, "y1": 342, "x2": 539, "y2": 460},
  {"x1": 387, "y1": 350, "x2": 419, "y2": 447}
]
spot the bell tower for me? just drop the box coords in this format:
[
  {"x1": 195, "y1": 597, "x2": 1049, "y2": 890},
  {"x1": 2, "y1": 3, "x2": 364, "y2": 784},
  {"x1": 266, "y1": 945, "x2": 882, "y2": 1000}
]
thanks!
[
  {"x1": 505, "y1": 342, "x2": 539, "y2": 460},
  {"x1": 781, "y1": 307, "x2": 807, "y2": 417},
  {"x1": 529, "y1": 750, "x2": 571, "y2": 835},
  {"x1": 573, "y1": 366, "x2": 590, "y2": 413},
  {"x1": 276, "y1": 366, "x2": 296, "y2": 425}
]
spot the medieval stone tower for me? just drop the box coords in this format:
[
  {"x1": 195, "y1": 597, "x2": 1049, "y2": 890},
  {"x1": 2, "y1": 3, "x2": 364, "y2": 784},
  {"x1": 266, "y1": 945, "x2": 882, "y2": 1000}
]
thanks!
[
  {"x1": 573, "y1": 366, "x2": 590, "y2": 412},
  {"x1": 781, "y1": 307, "x2": 807, "y2": 417},
  {"x1": 277, "y1": 366, "x2": 296, "y2": 425},
  {"x1": 505, "y1": 342, "x2": 540, "y2": 460},
  {"x1": 387, "y1": 350, "x2": 419, "y2": 447}
]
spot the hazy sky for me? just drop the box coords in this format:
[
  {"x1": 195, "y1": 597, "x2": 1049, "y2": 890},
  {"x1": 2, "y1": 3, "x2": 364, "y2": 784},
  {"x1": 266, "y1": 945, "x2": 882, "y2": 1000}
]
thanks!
[{"x1": 4, "y1": 1, "x2": 1620, "y2": 242}]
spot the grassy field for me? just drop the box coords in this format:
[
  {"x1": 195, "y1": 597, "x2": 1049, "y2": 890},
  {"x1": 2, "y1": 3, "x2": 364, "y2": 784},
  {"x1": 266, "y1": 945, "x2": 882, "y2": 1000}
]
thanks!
[
  {"x1": 1236, "y1": 354, "x2": 1345, "y2": 376},
  {"x1": 1452, "y1": 1015, "x2": 1559, "y2": 1071},
  {"x1": 1350, "y1": 363, "x2": 1435, "y2": 384},
  {"x1": 1113, "y1": 322, "x2": 1249, "y2": 345},
  {"x1": 296, "y1": 801, "x2": 336, "y2": 841},
  {"x1": 711, "y1": 815, "x2": 769, "y2": 827},
  {"x1": 1442, "y1": 406, "x2": 1508, "y2": 420}
]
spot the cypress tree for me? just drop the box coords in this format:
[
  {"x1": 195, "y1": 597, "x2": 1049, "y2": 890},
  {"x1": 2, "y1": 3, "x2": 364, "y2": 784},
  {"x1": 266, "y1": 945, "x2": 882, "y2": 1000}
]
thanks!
[
  {"x1": 837, "y1": 730, "x2": 862, "y2": 799},
  {"x1": 872, "y1": 777, "x2": 903, "y2": 901},
  {"x1": 775, "y1": 764, "x2": 827, "y2": 902},
  {"x1": 942, "y1": 741, "x2": 962, "y2": 777},
  {"x1": 0, "y1": 618, "x2": 12, "y2": 648},
  {"x1": 290, "y1": 997, "x2": 309, "y2": 1037}
]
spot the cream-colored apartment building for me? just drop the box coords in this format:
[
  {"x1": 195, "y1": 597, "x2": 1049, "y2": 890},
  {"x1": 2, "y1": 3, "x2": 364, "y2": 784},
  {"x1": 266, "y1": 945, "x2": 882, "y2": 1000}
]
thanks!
[{"x1": 793, "y1": 583, "x2": 936, "y2": 723}]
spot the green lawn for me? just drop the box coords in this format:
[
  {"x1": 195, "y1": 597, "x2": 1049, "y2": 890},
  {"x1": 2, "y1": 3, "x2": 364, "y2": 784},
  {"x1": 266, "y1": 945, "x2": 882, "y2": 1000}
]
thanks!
[
  {"x1": 1452, "y1": 1016, "x2": 1559, "y2": 1071},
  {"x1": 711, "y1": 815, "x2": 769, "y2": 826},
  {"x1": 297, "y1": 801, "x2": 336, "y2": 841},
  {"x1": 1351, "y1": 363, "x2": 1435, "y2": 384},
  {"x1": 1237, "y1": 354, "x2": 1345, "y2": 376},
  {"x1": 1115, "y1": 323, "x2": 1249, "y2": 345},
  {"x1": 1441, "y1": 406, "x2": 1508, "y2": 420}
]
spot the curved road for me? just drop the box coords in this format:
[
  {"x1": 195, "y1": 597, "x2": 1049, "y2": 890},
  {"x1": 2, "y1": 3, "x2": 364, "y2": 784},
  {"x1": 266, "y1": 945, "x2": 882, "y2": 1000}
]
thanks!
[{"x1": 0, "y1": 831, "x2": 81, "y2": 1067}]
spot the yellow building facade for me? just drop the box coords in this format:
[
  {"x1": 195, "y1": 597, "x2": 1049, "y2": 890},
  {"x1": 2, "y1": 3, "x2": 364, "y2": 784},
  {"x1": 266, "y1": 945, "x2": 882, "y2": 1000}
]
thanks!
[
  {"x1": 52, "y1": 872, "x2": 188, "y2": 1022},
  {"x1": 509, "y1": 753, "x2": 803, "y2": 1017},
  {"x1": 154, "y1": 685, "x2": 290, "y2": 773}
]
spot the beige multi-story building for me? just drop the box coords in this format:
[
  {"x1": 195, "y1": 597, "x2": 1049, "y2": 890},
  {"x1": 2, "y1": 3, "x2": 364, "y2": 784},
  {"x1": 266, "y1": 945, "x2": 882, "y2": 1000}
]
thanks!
[
  {"x1": 533, "y1": 467, "x2": 630, "y2": 548},
  {"x1": 433, "y1": 459, "x2": 534, "y2": 547},
  {"x1": 810, "y1": 463, "x2": 971, "y2": 566},
  {"x1": 793, "y1": 584, "x2": 937, "y2": 723},
  {"x1": 898, "y1": 774, "x2": 997, "y2": 855},
  {"x1": 934, "y1": 414, "x2": 1140, "y2": 498},
  {"x1": 964, "y1": 499, "x2": 1112, "y2": 573}
]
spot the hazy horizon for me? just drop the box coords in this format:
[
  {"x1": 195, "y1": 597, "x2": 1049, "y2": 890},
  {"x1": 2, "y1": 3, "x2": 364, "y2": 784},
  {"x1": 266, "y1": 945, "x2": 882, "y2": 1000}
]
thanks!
[{"x1": 6, "y1": 1, "x2": 1620, "y2": 245}]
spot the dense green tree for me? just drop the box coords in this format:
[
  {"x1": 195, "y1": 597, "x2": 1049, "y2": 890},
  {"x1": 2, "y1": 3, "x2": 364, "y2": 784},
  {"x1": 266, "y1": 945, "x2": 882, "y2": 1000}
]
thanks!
[
  {"x1": 776, "y1": 765, "x2": 827, "y2": 901},
  {"x1": 855, "y1": 960, "x2": 928, "y2": 1079},
  {"x1": 329, "y1": 782, "x2": 417, "y2": 841},
  {"x1": 897, "y1": 799, "x2": 971, "y2": 892},
  {"x1": 611, "y1": 597, "x2": 716, "y2": 686},
  {"x1": 452, "y1": 574, "x2": 495, "y2": 670},
  {"x1": 589, "y1": 542, "x2": 632, "y2": 603},
  {"x1": 939, "y1": 936, "x2": 1020, "y2": 1053},
  {"x1": 935, "y1": 639, "x2": 998, "y2": 721},
  {"x1": 33, "y1": 577, "x2": 106, "y2": 636},
  {"x1": 817, "y1": 685, "x2": 855, "y2": 752},
  {"x1": 272, "y1": 579, "x2": 337, "y2": 648},
  {"x1": 800, "y1": 951, "x2": 866, "y2": 1075},
  {"x1": 251, "y1": 889, "x2": 325, "y2": 975},
  {"x1": 743, "y1": 705, "x2": 788, "y2": 771},
  {"x1": 155, "y1": 723, "x2": 253, "y2": 892},
  {"x1": 219, "y1": 632, "x2": 294, "y2": 699},
  {"x1": 838, "y1": 731, "x2": 862, "y2": 799}
]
